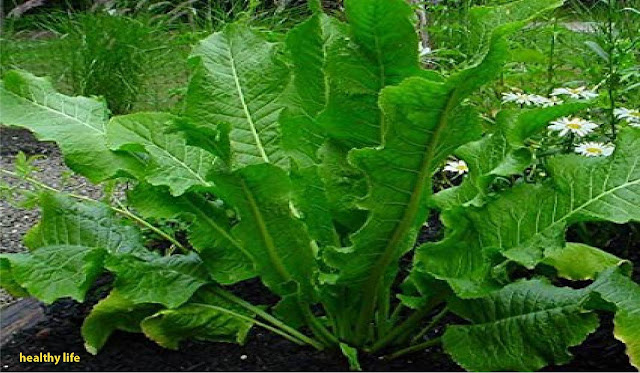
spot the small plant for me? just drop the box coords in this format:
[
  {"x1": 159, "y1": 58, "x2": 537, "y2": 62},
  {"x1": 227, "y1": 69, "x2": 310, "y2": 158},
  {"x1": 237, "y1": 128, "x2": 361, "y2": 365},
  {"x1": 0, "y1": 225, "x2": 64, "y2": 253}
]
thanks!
[
  {"x1": 1, "y1": 0, "x2": 639, "y2": 371},
  {"x1": 569, "y1": 0, "x2": 640, "y2": 134},
  {"x1": 43, "y1": 13, "x2": 169, "y2": 114}
]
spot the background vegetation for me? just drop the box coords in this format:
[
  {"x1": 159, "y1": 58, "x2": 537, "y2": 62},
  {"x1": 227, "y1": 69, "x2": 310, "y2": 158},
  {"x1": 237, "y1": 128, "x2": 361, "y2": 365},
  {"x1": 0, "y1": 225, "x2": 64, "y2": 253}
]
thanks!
[{"x1": 2, "y1": 0, "x2": 639, "y2": 259}]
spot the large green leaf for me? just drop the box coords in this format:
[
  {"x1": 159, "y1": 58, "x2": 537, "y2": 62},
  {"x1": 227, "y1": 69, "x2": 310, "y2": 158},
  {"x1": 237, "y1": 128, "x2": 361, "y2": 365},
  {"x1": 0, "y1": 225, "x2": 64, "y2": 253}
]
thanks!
[
  {"x1": 590, "y1": 269, "x2": 640, "y2": 369},
  {"x1": 0, "y1": 257, "x2": 28, "y2": 297},
  {"x1": 0, "y1": 192, "x2": 152, "y2": 303},
  {"x1": 317, "y1": 140, "x2": 368, "y2": 234},
  {"x1": 1, "y1": 245, "x2": 105, "y2": 304},
  {"x1": 105, "y1": 252, "x2": 210, "y2": 308},
  {"x1": 542, "y1": 242, "x2": 630, "y2": 281},
  {"x1": 316, "y1": 0, "x2": 428, "y2": 148},
  {"x1": 185, "y1": 24, "x2": 289, "y2": 169},
  {"x1": 212, "y1": 164, "x2": 317, "y2": 300},
  {"x1": 127, "y1": 183, "x2": 255, "y2": 284},
  {"x1": 280, "y1": 13, "x2": 347, "y2": 165},
  {"x1": 415, "y1": 210, "x2": 501, "y2": 298},
  {"x1": 398, "y1": 268, "x2": 451, "y2": 310},
  {"x1": 141, "y1": 287, "x2": 254, "y2": 349},
  {"x1": 467, "y1": 128, "x2": 640, "y2": 267},
  {"x1": 444, "y1": 279, "x2": 599, "y2": 371},
  {"x1": 322, "y1": 0, "x2": 550, "y2": 338},
  {"x1": 82, "y1": 290, "x2": 161, "y2": 354},
  {"x1": 107, "y1": 113, "x2": 215, "y2": 196},
  {"x1": 0, "y1": 70, "x2": 143, "y2": 182},
  {"x1": 290, "y1": 166, "x2": 340, "y2": 248},
  {"x1": 24, "y1": 192, "x2": 149, "y2": 259}
]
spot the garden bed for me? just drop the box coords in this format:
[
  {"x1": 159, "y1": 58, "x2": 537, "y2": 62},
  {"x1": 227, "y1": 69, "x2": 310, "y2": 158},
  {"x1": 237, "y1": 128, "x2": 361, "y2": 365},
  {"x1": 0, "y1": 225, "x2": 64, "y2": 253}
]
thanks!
[
  {"x1": 0, "y1": 128, "x2": 637, "y2": 371},
  {"x1": 0, "y1": 278, "x2": 635, "y2": 372}
]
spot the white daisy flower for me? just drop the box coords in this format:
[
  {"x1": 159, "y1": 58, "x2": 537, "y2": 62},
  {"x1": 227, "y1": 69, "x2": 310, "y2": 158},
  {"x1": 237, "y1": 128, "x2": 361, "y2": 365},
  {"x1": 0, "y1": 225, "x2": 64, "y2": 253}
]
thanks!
[
  {"x1": 530, "y1": 95, "x2": 549, "y2": 106},
  {"x1": 548, "y1": 117, "x2": 599, "y2": 137},
  {"x1": 444, "y1": 160, "x2": 469, "y2": 175},
  {"x1": 614, "y1": 107, "x2": 640, "y2": 122},
  {"x1": 551, "y1": 86, "x2": 598, "y2": 100},
  {"x1": 419, "y1": 42, "x2": 431, "y2": 57},
  {"x1": 575, "y1": 142, "x2": 615, "y2": 157},
  {"x1": 502, "y1": 92, "x2": 539, "y2": 106},
  {"x1": 535, "y1": 95, "x2": 564, "y2": 107}
]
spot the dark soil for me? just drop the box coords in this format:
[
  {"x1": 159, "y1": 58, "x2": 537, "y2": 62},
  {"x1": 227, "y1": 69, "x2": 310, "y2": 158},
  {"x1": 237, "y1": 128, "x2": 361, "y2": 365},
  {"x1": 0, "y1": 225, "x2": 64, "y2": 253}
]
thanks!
[
  {"x1": 0, "y1": 127, "x2": 55, "y2": 156},
  {"x1": 1, "y1": 128, "x2": 638, "y2": 371},
  {"x1": 1, "y1": 246, "x2": 636, "y2": 372}
]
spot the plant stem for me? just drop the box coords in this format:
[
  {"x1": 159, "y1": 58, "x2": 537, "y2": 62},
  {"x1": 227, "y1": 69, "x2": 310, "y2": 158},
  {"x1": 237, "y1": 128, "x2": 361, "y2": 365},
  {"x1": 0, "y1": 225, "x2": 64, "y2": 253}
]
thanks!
[
  {"x1": 536, "y1": 147, "x2": 565, "y2": 158},
  {"x1": 383, "y1": 337, "x2": 442, "y2": 361},
  {"x1": 547, "y1": 17, "x2": 558, "y2": 87},
  {"x1": 389, "y1": 302, "x2": 404, "y2": 326},
  {"x1": 112, "y1": 198, "x2": 187, "y2": 254},
  {"x1": 376, "y1": 287, "x2": 391, "y2": 338},
  {"x1": 213, "y1": 287, "x2": 325, "y2": 350},
  {"x1": 369, "y1": 298, "x2": 441, "y2": 353},
  {"x1": 301, "y1": 304, "x2": 340, "y2": 348},
  {"x1": 565, "y1": 132, "x2": 575, "y2": 152},
  {"x1": 606, "y1": 0, "x2": 617, "y2": 139},
  {"x1": 196, "y1": 302, "x2": 308, "y2": 347},
  {"x1": 410, "y1": 307, "x2": 448, "y2": 345},
  {"x1": 0, "y1": 169, "x2": 188, "y2": 253}
]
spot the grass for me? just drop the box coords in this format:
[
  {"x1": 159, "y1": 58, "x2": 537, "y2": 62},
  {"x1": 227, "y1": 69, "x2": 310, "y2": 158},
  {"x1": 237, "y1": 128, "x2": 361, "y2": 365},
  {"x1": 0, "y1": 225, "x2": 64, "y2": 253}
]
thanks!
[
  {"x1": 1, "y1": 1, "x2": 637, "y2": 116},
  {"x1": 1, "y1": 14, "x2": 188, "y2": 113},
  {"x1": 1, "y1": 1, "x2": 310, "y2": 114}
]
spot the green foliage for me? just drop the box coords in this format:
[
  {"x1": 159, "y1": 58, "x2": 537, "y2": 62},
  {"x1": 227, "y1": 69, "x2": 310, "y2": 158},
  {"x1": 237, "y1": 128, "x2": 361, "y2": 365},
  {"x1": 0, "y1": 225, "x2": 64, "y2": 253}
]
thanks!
[
  {"x1": 0, "y1": 70, "x2": 143, "y2": 182},
  {"x1": 1, "y1": 0, "x2": 639, "y2": 371},
  {"x1": 47, "y1": 13, "x2": 170, "y2": 114},
  {"x1": 444, "y1": 279, "x2": 599, "y2": 371}
]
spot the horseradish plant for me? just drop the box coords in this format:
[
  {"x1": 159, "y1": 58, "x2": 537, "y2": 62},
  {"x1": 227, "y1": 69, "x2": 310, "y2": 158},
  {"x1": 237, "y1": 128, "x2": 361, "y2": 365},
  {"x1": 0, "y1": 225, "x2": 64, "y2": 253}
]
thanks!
[{"x1": 1, "y1": 0, "x2": 639, "y2": 370}]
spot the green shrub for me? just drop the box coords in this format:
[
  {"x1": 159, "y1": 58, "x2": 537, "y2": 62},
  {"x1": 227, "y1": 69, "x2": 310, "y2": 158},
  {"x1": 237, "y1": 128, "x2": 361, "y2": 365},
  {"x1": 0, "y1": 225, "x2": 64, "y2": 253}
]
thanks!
[{"x1": 1, "y1": 0, "x2": 639, "y2": 371}]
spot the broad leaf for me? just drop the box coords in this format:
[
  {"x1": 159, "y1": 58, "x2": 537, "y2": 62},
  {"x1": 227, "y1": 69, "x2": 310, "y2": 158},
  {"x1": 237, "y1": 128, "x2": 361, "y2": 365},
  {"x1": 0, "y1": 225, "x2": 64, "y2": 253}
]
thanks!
[
  {"x1": 590, "y1": 268, "x2": 640, "y2": 369},
  {"x1": 323, "y1": 0, "x2": 540, "y2": 337},
  {"x1": 128, "y1": 183, "x2": 255, "y2": 284},
  {"x1": 290, "y1": 166, "x2": 340, "y2": 248},
  {"x1": 0, "y1": 257, "x2": 28, "y2": 297},
  {"x1": 317, "y1": 0, "x2": 429, "y2": 148},
  {"x1": 317, "y1": 140, "x2": 368, "y2": 234},
  {"x1": 82, "y1": 290, "x2": 161, "y2": 354},
  {"x1": 212, "y1": 164, "x2": 317, "y2": 299},
  {"x1": 0, "y1": 70, "x2": 143, "y2": 182},
  {"x1": 2, "y1": 245, "x2": 105, "y2": 304},
  {"x1": 444, "y1": 279, "x2": 599, "y2": 371},
  {"x1": 107, "y1": 113, "x2": 215, "y2": 196},
  {"x1": 415, "y1": 210, "x2": 501, "y2": 298},
  {"x1": 141, "y1": 287, "x2": 254, "y2": 349},
  {"x1": 0, "y1": 192, "x2": 153, "y2": 303},
  {"x1": 543, "y1": 242, "x2": 630, "y2": 281},
  {"x1": 398, "y1": 269, "x2": 451, "y2": 310},
  {"x1": 467, "y1": 128, "x2": 640, "y2": 267},
  {"x1": 105, "y1": 252, "x2": 210, "y2": 308},
  {"x1": 185, "y1": 24, "x2": 289, "y2": 169},
  {"x1": 280, "y1": 13, "x2": 347, "y2": 165},
  {"x1": 24, "y1": 192, "x2": 150, "y2": 259}
]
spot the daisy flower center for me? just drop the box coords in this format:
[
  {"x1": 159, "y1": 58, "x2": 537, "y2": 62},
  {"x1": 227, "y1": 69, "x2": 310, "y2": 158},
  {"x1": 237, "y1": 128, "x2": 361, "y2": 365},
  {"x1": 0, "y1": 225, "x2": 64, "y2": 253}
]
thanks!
[
  {"x1": 566, "y1": 122, "x2": 583, "y2": 130},
  {"x1": 569, "y1": 88, "x2": 582, "y2": 94},
  {"x1": 456, "y1": 165, "x2": 468, "y2": 171},
  {"x1": 586, "y1": 147, "x2": 603, "y2": 155}
]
